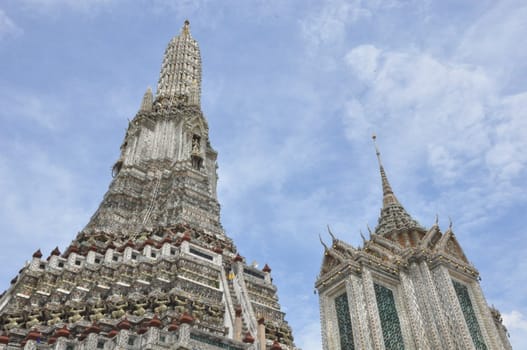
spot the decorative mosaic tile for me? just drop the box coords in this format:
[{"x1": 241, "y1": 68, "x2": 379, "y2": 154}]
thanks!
[
  {"x1": 335, "y1": 293, "x2": 355, "y2": 350},
  {"x1": 452, "y1": 280, "x2": 488, "y2": 350},
  {"x1": 374, "y1": 283, "x2": 404, "y2": 350}
]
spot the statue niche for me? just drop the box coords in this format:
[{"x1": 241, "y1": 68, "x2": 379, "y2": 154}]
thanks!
[{"x1": 191, "y1": 134, "x2": 203, "y2": 170}]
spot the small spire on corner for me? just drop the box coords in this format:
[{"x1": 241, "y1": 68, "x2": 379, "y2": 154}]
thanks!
[{"x1": 139, "y1": 86, "x2": 153, "y2": 112}]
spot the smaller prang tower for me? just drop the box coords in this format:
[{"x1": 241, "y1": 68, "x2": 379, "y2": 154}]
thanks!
[
  {"x1": 0, "y1": 21, "x2": 297, "y2": 350},
  {"x1": 315, "y1": 136, "x2": 512, "y2": 350}
]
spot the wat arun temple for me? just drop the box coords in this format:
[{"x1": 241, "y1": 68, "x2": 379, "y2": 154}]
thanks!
[
  {"x1": 0, "y1": 22, "x2": 513, "y2": 350},
  {"x1": 0, "y1": 21, "x2": 296, "y2": 350}
]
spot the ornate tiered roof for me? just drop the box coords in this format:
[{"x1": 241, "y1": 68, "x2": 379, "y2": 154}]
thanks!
[{"x1": 372, "y1": 135, "x2": 423, "y2": 237}]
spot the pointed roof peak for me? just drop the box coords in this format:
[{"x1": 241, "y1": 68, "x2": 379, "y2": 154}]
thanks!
[
  {"x1": 371, "y1": 135, "x2": 423, "y2": 236},
  {"x1": 372, "y1": 134, "x2": 399, "y2": 208}
]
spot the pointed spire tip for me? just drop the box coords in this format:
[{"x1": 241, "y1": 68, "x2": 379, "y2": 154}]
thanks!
[
  {"x1": 372, "y1": 133, "x2": 383, "y2": 167},
  {"x1": 182, "y1": 20, "x2": 190, "y2": 35},
  {"x1": 371, "y1": 134, "x2": 398, "y2": 207}
]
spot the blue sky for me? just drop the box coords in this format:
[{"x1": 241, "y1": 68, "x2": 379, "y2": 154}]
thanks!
[{"x1": 1, "y1": 0, "x2": 526, "y2": 348}]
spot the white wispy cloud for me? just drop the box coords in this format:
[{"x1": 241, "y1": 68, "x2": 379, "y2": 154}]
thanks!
[
  {"x1": 19, "y1": 0, "x2": 113, "y2": 12},
  {"x1": 0, "y1": 143, "x2": 94, "y2": 290},
  {"x1": 457, "y1": 0, "x2": 527, "y2": 87},
  {"x1": 299, "y1": 0, "x2": 402, "y2": 50},
  {"x1": 291, "y1": 318, "x2": 322, "y2": 350},
  {"x1": 502, "y1": 310, "x2": 527, "y2": 348},
  {"x1": 150, "y1": 0, "x2": 209, "y2": 14},
  {"x1": 0, "y1": 144, "x2": 89, "y2": 240},
  {"x1": 486, "y1": 92, "x2": 527, "y2": 181},
  {"x1": 0, "y1": 86, "x2": 67, "y2": 130},
  {"x1": 343, "y1": 44, "x2": 526, "y2": 208},
  {"x1": 0, "y1": 8, "x2": 22, "y2": 40}
]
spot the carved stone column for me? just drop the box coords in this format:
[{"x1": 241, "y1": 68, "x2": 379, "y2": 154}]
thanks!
[
  {"x1": 419, "y1": 262, "x2": 455, "y2": 349},
  {"x1": 175, "y1": 312, "x2": 194, "y2": 349},
  {"x1": 399, "y1": 269, "x2": 430, "y2": 350},
  {"x1": 470, "y1": 282, "x2": 504, "y2": 350},
  {"x1": 318, "y1": 292, "x2": 330, "y2": 350},
  {"x1": 347, "y1": 275, "x2": 374, "y2": 349},
  {"x1": 53, "y1": 338, "x2": 68, "y2": 350},
  {"x1": 116, "y1": 319, "x2": 131, "y2": 349},
  {"x1": 86, "y1": 333, "x2": 98, "y2": 350},
  {"x1": 145, "y1": 319, "x2": 161, "y2": 349},
  {"x1": 362, "y1": 268, "x2": 384, "y2": 350},
  {"x1": 23, "y1": 340, "x2": 37, "y2": 350},
  {"x1": 234, "y1": 306, "x2": 243, "y2": 342},
  {"x1": 257, "y1": 317, "x2": 266, "y2": 350},
  {"x1": 432, "y1": 266, "x2": 475, "y2": 350}
]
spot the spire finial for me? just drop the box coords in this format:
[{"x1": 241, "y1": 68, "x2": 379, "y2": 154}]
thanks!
[
  {"x1": 372, "y1": 134, "x2": 399, "y2": 208},
  {"x1": 372, "y1": 134, "x2": 382, "y2": 167},
  {"x1": 182, "y1": 20, "x2": 190, "y2": 36}
]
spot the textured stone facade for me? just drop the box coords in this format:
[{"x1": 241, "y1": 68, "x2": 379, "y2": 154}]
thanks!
[
  {"x1": 316, "y1": 137, "x2": 512, "y2": 350},
  {"x1": 0, "y1": 22, "x2": 296, "y2": 350}
]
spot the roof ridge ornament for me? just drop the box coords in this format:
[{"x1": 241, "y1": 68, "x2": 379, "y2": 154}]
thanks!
[
  {"x1": 326, "y1": 225, "x2": 336, "y2": 241},
  {"x1": 360, "y1": 230, "x2": 367, "y2": 243},
  {"x1": 319, "y1": 234, "x2": 329, "y2": 251}
]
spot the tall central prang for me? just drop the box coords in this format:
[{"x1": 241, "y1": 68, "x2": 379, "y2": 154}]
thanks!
[
  {"x1": 0, "y1": 21, "x2": 297, "y2": 350},
  {"x1": 86, "y1": 20, "x2": 221, "y2": 237}
]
